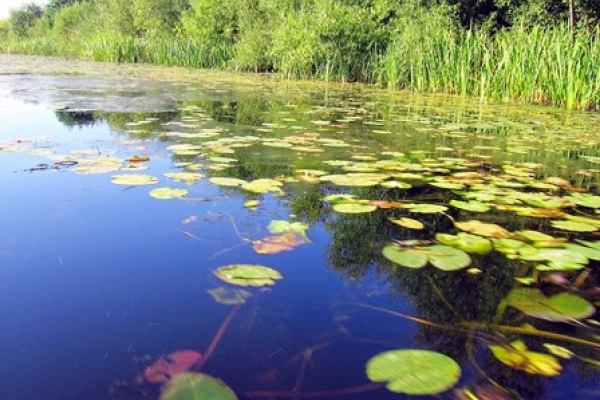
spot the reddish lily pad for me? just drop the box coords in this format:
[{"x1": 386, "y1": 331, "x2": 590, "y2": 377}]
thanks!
[{"x1": 143, "y1": 350, "x2": 203, "y2": 383}]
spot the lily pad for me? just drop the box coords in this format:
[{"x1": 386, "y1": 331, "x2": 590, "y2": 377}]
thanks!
[
  {"x1": 332, "y1": 203, "x2": 377, "y2": 214},
  {"x1": 207, "y1": 287, "x2": 252, "y2": 305},
  {"x1": 435, "y1": 233, "x2": 492, "y2": 254},
  {"x1": 366, "y1": 349, "x2": 461, "y2": 395},
  {"x1": 403, "y1": 203, "x2": 448, "y2": 214},
  {"x1": 450, "y1": 200, "x2": 491, "y2": 213},
  {"x1": 143, "y1": 351, "x2": 203, "y2": 384},
  {"x1": 242, "y1": 179, "x2": 284, "y2": 194},
  {"x1": 111, "y1": 174, "x2": 159, "y2": 185},
  {"x1": 551, "y1": 220, "x2": 599, "y2": 232},
  {"x1": 267, "y1": 220, "x2": 309, "y2": 236},
  {"x1": 164, "y1": 172, "x2": 205, "y2": 185},
  {"x1": 518, "y1": 248, "x2": 588, "y2": 270},
  {"x1": 505, "y1": 288, "x2": 595, "y2": 322},
  {"x1": 149, "y1": 187, "x2": 189, "y2": 200},
  {"x1": 566, "y1": 193, "x2": 600, "y2": 209},
  {"x1": 209, "y1": 177, "x2": 247, "y2": 187},
  {"x1": 388, "y1": 217, "x2": 424, "y2": 230},
  {"x1": 214, "y1": 264, "x2": 282, "y2": 287},
  {"x1": 252, "y1": 233, "x2": 309, "y2": 254},
  {"x1": 489, "y1": 340, "x2": 561, "y2": 376},
  {"x1": 454, "y1": 220, "x2": 509, "y2": 238},
  {"x1": 382, "y1": 244, "x2": 471, "y2": 271},
  {"x1": 160, "y1": 373, "x2": 238, "y2": 400}
]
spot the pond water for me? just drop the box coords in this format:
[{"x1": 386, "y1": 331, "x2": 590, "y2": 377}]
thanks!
[{"x1": 1, "y1": 55, "x2": 600, "y2": 400}]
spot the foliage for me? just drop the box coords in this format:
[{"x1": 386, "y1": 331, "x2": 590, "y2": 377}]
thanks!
[
  {"x1": 8, "y1": 3, "x2": 44, "y2": 36},
  {"x1": 1, "y1": 0, "x2": 600, "y2": 108}
]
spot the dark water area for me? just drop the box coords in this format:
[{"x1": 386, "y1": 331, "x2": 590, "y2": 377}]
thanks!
[{"x1": 1, "y1": 55, "x2": 600, "y2": 400}]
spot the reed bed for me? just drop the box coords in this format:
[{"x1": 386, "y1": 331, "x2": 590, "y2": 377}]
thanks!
[{"x1": 1, "y1": 25, "x2": 598, "y2": 109}]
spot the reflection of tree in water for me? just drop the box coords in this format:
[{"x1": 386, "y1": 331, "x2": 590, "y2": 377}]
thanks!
[{"x1": 55, "y1": 109, "x2": 102, "y2": 128}]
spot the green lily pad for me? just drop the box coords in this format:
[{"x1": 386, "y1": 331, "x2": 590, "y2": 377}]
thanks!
[
  {"x1": 242, "y1": 179, "x2": 284, "y2": 194},
  {"x1": 214, "y1": 264, "x2": 282, "y2": 287},
  {"x1": 564, "y1": 243, "x2": 600, "y2": 261},
  {"x1": 164, "y1": 172, "x2": 205, "y2": 184},
  {"x1": 429, "y1": 181, "x2": 464, "y2": 190},
  {"x1": 366, "y1": 349, "x2": 461, "y2": 395},
  {"x1": 332, "y1": 203, "x2": 377, "y2": 214},
  {"x1": 551, "y1": 220, "x2": 599, "y2": 232},
  {"x1": 403, "y1": 203, "x2": 448, "y2": 214},
  {"x1": 566, "y1": 193, "x2": 600, "y2": 208},
  {"x1": 493, "y1": 238, "x2": 530, "y2": 256},
  {"x1": 449, "y1": 200, "x2": 491, "y2": 213},
  {"x1": 207, "y1": 287, "x2": 252, "y2": 305},
  {"x1": 111, "y1": 174, "x2": 159, "y2": 185},
  {"x1": 435, "y1": 233, "x2": 492, "y2": 254},
  {"x1": 267, "y1": 220, "x2": 309, "y2": 236},
  {"x1": 209, "y1": 177, "x2": 247, "y2": 187},
  {"x1": 454, "y1": 220, "x2": 509, "y2": 238},
  {"x1": 505, "y1": 288, "x2": 595, "y2": 322},
  {"x1": 388, "y1": 217, "x2": 424, "y2": 230},
  {"x1": 160, "y1": 373, "x2": 237, "y2": 400},
  {"x1": 149, "y1": 187, "x2": 189, "y2": 200},
  {"x1": 519, "y1": 247, "x2": 588, "y2": 264},
  {"x1": 382, "y1": 244, "x2": 471, "y2": 271},
  {"x1": 380, "y1": 180, "x2": 412, "y2": 189},
  {"x1": 489, "y1": 340, "x2": 561, "y2": 376}
]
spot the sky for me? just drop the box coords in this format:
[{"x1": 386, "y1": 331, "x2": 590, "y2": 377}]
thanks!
[{"x1": 0, "y1": 0, "x2": 48, "y2": 20}]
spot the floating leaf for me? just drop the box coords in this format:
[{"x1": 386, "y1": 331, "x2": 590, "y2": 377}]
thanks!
[
  {"x1": 429, "y1": 180, "x2": 464, "y2": 190},
  {"x1": 542, "y1": 344, "x2": 573, "y2": 359},
  {"x1": 209, "y1": 177, "x2": 247, "y2": 187},
  {"x1": 267, "y1": 220, "x2": 309, "y2": 236},
  {"x1": 493, "y1": 238, "x2": 530, "y2": 256},
  {"x1": 143, "y1": 351, "x2": 203, "y2": 384},
  {"x1": 403, "y1": 203, "x2": 448, "y2": 214},
  {"x1": 253, "y1": 233, "x2": 309, "y2": 254},
  {"x1": 450, "y1": 200, "x2": 491, "y2": 213},
  {"x1": 380, "y1": 180, "x2": 412, "y2": 189},
  {"x1": 563, "y1": 243, "x2": 600, "y2": 261},
  {"x1": 149, "y1": 187, "x2": 189, "y2": 200},
  {"x1": 111, "y1": 174, "x2": 159, "y2": 185},
  {"x1": 214, "y1": 264, "x2": 282, "y2": 287},
  {"x1": 242, "y1": 179, "x2": 284, "y2": 194},
  {"x1": 207, "y1": 287, "x2": 252, "y2": 305},
  {"x1": 489, "y1": 340, "x2": 561, "y2": 376},
  {"x1": 551, "y1": 220, "x2": 599, "y2": 232},
  {"x1": 388, "y1": 217, "x2": 424, "y2": 230},
  {"x1": 160, "y1": 373, "x2": 237, "y2": 400},
  {"x1": 455, "y1": 220, "x2": 509, "y2": 238},
  {"x1": 519, "y1": 248, "x2": 588, "y2": 271},
  {"x1": 332, "y1": 203, "x2": 377, "y2": 214},
  {"x1": 164, "y1": 172, "x2": 205, "y2": 185},
  {"x1": 366, "y1": 349, "x2": 461, "y2": 395},
  {"x1": 244, "y1": 200, "x2": 260, "y2": 208},
  {"x1": 505, "y1": 288, "x2": 595, "y2": 322},
  {"x1": 566, "y1": 193, "x2": 600, "y2": 209},
  {"x1": 382, "y1": 245, "x2": 471, "y2": 271},
  {"x1": 435, "y1": 233, "x2": 492, "y2": 254}
]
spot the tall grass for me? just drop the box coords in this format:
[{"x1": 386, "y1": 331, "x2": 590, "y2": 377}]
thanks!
[
  {"x1": 1, "y1": 17, "x2": 598, "y2": 109},
  {"x1": 380, "y1": 24, "x2": 600, "y2": 109}
]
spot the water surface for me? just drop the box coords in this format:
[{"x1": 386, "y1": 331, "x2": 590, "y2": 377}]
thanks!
[{"x1": 1, "y1": 55, "x2": 599, "y2": 400}]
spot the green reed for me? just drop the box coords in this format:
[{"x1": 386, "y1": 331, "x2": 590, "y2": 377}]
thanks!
[{"x1": 1, "y1": 24, "x2": 598, "y2": 109}]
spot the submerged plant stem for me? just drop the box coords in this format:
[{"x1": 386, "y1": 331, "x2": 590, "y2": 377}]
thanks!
[
  {"x1": 195, "y1": 305, "x2": 241, "y2": 371},
  {"x1": 465, "y1": 322, "x2": 600, "y2": 350},
  {"x1": 245, "y1": 382, "x2": 384, "y2": 398}
]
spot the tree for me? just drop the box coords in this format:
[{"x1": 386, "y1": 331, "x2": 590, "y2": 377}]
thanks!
[{"x1": 9, "y1": 3, "x2": 44, "y2": 36}]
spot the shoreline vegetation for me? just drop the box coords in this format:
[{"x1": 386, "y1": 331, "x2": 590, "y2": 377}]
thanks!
[{"x1": 1, "y1": 0, "x2": 599, "y2": 110}]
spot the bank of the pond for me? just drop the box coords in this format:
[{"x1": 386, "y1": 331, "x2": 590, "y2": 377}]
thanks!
[{"x1": 1, "y1": 25, "x2": 599, "y2": 111}]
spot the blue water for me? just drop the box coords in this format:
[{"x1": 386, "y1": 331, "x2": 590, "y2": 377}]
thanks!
[{"x1": 0, "y1": 71, "x2": 598, "y2": 400}]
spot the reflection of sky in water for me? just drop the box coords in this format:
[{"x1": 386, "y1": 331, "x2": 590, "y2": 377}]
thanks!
[{"x1": 0, "y1": 72, "x2": 598, "y2": 400}]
